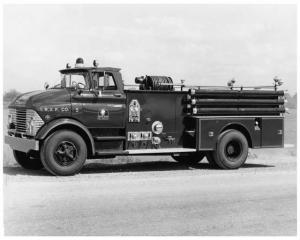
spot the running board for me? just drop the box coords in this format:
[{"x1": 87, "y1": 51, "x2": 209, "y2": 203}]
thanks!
[
  {"x1": 94, "y1": 136, "x2": 126, "y2": 141},
  {"x1": 95, "y1": 150, "x2": 128, "y2": 156},
  {"x1": 127, "y1": 148, "x2": 196, "y2": 155}
]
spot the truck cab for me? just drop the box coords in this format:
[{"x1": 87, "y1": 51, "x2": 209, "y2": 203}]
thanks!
[
  {"x1": 5, "y1": 58, "x2": 285, "y2": 176},
  {"x1": 62, "y1": 66, "x2": 127, "y2": 129}
]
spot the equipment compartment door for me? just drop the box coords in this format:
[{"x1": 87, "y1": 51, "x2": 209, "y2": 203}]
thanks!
[
  {"x1": 126, "y1": 91, "x2": 177, "y2": 149},
  {"x1": 261, "y1": 117, "x2": 284, "y2": 147}
]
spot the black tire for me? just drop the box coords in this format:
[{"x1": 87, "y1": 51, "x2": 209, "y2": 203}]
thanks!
[
  {"x1": 41, "y1": 130, "x2": 87, "y2": 176},
  {"x1": 172, "y1": 152, "x2": 205, "y2": 165},
  {"x1": 13, "y1": 150, "x2": 43, "y2": 170},
  {"x1": 205, "y1": 151, "x2": 220, "y2": 169},
  {"x1": 213, "y1": 130, "x2": 248, "y2": 169}
]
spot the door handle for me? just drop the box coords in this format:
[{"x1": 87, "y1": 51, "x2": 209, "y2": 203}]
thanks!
[{"x1": 114, "y1": 93, "x2": 122, "y2": 97}]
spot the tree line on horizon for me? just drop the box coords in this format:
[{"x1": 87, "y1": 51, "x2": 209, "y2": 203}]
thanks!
[{"x1": 3, "y1": 88, "x2": 298, "y2": 109}]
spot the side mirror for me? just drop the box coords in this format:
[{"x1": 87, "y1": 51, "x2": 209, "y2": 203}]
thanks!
[{"x1": 44, "y1": 82, "x2": 49, "y2": 90}]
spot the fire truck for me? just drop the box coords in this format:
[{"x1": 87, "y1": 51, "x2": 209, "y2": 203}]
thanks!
[{"x1": 5, "y1": 58, "x2": 286, "y2": 176}]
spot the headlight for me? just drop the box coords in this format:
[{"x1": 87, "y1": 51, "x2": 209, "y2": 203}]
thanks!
[
  {"x1": 26, "y1": 117, "x2": 34, "y2": 135},
  {"x1": 25, "y1": 110, "x2": 44, "y2": 136},
  {"x1": 7, "y1": 108, "x2": 16, "y2": 129},
  {"x1": 7, "y1": 113, "x2": 13, "y2": 129},
  {"x1": 8, "y1": 114, "x2": 13, "y2": 124}
]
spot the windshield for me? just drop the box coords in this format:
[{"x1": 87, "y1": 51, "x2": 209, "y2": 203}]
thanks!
[{"x1": 52, "y1": 72, "x2": 89, "y2": 89}]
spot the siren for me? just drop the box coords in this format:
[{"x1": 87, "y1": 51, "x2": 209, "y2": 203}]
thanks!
[{"x1": 75, "y1": 57, "x2": 84, "y2": 68}]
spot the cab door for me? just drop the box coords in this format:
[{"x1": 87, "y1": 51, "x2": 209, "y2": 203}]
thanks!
[{"x1": 71, "y1": 71, "x2": 126, "y2": 129}]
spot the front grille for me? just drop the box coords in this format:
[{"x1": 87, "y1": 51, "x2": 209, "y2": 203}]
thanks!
[
  {"x1": 16, "y1": 109, "x2": 27, "y2": 132},
  {"x1": 9, "y1": 108, "x2": 44, "y2": 134}
]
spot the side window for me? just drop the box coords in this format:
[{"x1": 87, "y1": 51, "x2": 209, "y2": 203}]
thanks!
[{"x1": 92, "y1": 72, "x2": 117, "y2": 91}]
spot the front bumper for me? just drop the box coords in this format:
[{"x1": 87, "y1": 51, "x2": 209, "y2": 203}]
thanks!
[{"x1": 5, "y1": 135, "x2": 39, "y2": 153}]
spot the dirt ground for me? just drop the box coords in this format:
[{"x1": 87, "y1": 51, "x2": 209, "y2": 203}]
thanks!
[{"x1": 2, "y1": 109, "x2": 297, "y2": 236}]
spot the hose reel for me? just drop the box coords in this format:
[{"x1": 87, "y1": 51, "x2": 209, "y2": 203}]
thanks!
[{"x1": 135, "y1": 75, "x2": 173, "y2": 91}]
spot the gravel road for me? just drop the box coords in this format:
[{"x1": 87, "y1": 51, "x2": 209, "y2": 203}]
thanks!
[{"x1": 3, "y1": 149, "x2": 297, "y2": 236}]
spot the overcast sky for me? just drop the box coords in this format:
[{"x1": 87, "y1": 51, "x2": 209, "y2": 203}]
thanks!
[{"x1": 3, "y1": 4, "x2": 297, "y2": 94}]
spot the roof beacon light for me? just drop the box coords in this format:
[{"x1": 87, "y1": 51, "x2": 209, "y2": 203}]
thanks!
[
  {"x1": 93, "y1": 60, "x2": 99, "y2": 67},
  {"x1": 75, "y1": 57, "x2": 84, "y2": 68},
  {"x1": 66, "y1": 63, "x2": 71, "y2": 69}
]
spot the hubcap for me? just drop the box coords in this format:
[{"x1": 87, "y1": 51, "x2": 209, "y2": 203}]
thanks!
[
  {"x1": 54, "y1": 141, "x2": 78, "y2": 166},
  {"x1": 225, "y1": 140, "x2": 242, "y2": 161}
]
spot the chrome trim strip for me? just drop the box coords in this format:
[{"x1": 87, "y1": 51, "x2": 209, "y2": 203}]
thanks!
[
  {"x1": 191, "y1": 115, "x2": 284, "y2": 119},
  {"x1": 128, "y1": 148, "x2": 196, "y2": 154}
]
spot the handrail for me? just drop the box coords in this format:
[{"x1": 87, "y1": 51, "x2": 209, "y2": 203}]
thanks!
[
  {"x1": 125, "y1": 83, "x2": 285, "y2": 91},
  {"x1": 158, "y1": 83, "x2": 280, "y2": 90}
]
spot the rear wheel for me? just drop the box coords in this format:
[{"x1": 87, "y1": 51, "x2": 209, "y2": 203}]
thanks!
[
  {"x1": 172, "y1": 152, "x2": 205, "y2": 165},
  {"x1": 41, "y1": 130, "x2": 87, "y2": 176},
  {"x1": 213, "y1": 130, "x2": 248, "y2": 169},
  {"x1": 13, "y1": 150, "x2": 43, "y2": 170}
]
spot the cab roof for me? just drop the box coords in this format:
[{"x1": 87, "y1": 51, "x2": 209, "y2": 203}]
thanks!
[{"x1": 59, "y1": 67, "x2": 121, "y2": 73}]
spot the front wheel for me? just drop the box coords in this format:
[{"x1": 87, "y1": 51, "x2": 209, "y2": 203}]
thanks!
[
  {"x1": 172, "y1": 152, "x2": 205, "y2": 165},
  {"x1": 13, "y1": 150, "x2": 43, "y2": 170},
  {"x1": 41, "y1": 130, "x2": 87, "y2": 176},
  {"x1": 212, "y1": 130, "x2": 248, "y2": 169}
]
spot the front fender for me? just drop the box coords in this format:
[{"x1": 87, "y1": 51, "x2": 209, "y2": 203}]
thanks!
[{"x1": 36, "y1": 118, "x2": 95, "y2": 155}]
